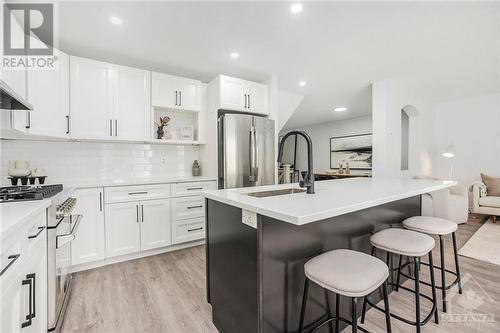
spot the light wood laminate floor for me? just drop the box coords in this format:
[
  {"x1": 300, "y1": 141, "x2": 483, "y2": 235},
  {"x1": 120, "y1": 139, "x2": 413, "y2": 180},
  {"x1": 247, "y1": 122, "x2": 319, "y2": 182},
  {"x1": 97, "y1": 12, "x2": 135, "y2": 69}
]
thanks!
[{"x1": 62, "y1": 216, "x2": 499, "y2": 333}]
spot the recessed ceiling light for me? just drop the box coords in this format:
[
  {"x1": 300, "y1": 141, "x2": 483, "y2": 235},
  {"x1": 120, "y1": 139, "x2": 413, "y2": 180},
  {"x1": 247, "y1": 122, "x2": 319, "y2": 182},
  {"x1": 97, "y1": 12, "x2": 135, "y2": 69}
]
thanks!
[
  {"x1": 110, "y1": 16, "x2": 123, "y2": 25},
  {"x1": 291, "y1": 3, "x2": 303, "y2": 13},
  {"x1": 299, "y1": 81, "x2": 307, "y2": 86},
  {"x1": 334, "y1": 107, "x2": 348, "y2": 112},
  {"x1": 230, "y1": 52, "x2": 240, "y2": 59}
]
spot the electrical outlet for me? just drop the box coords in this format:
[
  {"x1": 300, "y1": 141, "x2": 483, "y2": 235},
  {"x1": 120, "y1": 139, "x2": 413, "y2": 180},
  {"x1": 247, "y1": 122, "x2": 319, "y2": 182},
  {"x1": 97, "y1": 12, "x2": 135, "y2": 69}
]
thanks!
[
  {"x1": 242, "y1": 209, "x2": 257, "y2": 229},
  {"x1": 160, "y1": 157, "x2": 167, "y2": 165}
]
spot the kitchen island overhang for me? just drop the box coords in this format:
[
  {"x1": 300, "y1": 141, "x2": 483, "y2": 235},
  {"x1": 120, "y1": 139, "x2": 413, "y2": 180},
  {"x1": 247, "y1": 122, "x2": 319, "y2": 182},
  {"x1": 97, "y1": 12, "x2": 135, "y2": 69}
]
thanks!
[{"x1": 203, "y1": 178, "x2": 456, "y2": 333}]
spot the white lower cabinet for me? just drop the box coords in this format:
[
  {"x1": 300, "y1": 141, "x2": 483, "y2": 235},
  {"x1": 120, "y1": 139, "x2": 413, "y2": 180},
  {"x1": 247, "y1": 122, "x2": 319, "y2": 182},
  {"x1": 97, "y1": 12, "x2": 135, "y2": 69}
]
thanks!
[
  {"x1": 1, "y1": 220, "x2": 47, "y2": 333},
  {"x1": 105, "y1": 199, "x2": 171, "y2": 258},
  {"x1": 140, "y1": 199, "x2": 171, "y2": 251},
  {"x1": 105, "y1": 201, "x2": 141, "y2": 258},
  {"x1": 171, "y1": 217, "x2": 205, "y2": 245},
  {"x1": 71, "y1": 188, "x2": 105, "y2": 266}
]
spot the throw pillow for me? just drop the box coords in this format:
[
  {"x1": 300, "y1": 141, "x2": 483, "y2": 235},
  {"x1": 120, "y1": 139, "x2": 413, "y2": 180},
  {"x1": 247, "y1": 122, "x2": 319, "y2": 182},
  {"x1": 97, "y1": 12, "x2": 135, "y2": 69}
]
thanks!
[{"x1": 481, "y1": 173, "x2": 500, "y2": 196}]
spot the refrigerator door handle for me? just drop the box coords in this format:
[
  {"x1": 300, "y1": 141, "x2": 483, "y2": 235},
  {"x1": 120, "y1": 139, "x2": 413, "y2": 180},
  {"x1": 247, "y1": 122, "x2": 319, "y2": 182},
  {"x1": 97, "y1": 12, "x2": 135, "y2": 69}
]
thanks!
[
  {"x1": 249, "y1": 125, "x2": 258, "y2": 184},
  {"x1": 254, "y1": 126, "x2": 259, "y2": 183}
]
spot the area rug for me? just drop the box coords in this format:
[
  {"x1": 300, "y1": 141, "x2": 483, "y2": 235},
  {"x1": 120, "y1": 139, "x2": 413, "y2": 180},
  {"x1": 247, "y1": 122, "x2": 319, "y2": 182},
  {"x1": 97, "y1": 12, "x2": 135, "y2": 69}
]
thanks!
[{"x1": 459, "y1": 218, "x2": 500, "y2": 265}]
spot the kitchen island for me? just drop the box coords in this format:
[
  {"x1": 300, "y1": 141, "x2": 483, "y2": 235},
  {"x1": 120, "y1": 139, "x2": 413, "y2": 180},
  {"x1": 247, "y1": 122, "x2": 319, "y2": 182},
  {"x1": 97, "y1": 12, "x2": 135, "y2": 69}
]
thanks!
[{"x1": 203, "y1": 178, "x2": 455, "y2": 333}]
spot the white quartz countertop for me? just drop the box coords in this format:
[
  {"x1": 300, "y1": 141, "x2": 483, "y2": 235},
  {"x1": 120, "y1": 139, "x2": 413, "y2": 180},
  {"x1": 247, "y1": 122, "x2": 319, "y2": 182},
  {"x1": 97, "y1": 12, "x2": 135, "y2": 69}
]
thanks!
[
  {"x1": 26, "y1": 176, "x2": 217, "y2": 189},
  {"x1": 202, "y1": 178, "x2": 457, "y2": 225}
]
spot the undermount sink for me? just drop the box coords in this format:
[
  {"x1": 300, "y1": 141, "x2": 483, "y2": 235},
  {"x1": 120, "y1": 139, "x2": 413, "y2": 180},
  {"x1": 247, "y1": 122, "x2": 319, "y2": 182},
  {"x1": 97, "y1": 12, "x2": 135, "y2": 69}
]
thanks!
[{"x1": 245, "y1": 188, "x2": 307, "y2": 198}]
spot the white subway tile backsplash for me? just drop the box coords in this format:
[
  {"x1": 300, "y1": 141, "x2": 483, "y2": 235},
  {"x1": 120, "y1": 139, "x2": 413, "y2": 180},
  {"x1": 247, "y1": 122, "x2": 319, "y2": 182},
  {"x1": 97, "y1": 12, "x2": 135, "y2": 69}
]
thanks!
[{"x1": 0, "y1": 140, "x2": 200, "y2": 185}]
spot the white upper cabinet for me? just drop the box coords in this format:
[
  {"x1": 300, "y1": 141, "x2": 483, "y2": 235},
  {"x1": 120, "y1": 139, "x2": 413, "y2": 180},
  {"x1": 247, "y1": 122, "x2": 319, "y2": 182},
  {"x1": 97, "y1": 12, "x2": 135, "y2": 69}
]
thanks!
[
  {"x1": 70, "y1": 56, "x2": 114, "y2": 140},
  {"x1": 27, "y1": 50, "x2": 70, "y2": 138},
  {"x1": 113, "y1": 65, "x2": 150, "y2": 141},
  {"x1": 70, "y1": 56, "x2": 150, "y2": 141},
  {"x1": 217, "y1": 75, "x2": 269, "y2": 115},
  {"x1": 152, "y1": 72, "x2": 201, "y2": 111}
]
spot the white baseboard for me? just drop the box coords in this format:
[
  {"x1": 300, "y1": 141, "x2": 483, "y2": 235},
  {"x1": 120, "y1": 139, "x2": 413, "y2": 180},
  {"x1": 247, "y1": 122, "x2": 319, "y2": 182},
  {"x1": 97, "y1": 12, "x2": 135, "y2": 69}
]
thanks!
[{"x1": 70, "y1": 239, "x2": 205, "y2": 273}]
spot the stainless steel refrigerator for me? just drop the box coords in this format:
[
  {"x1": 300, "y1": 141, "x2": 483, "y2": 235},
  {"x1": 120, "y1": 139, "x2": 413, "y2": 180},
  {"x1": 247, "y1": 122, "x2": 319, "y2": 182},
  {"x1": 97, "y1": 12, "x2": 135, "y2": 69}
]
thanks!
[{"x1": 218, "y1": 113, "x2": 275, "y2": 189}]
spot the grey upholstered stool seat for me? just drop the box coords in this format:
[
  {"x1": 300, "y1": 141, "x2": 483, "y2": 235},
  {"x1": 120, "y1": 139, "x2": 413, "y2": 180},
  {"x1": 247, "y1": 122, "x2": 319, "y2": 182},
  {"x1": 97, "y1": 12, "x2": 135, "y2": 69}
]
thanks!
[
  {"x1": 299, "y1": 249, "x2": 392, "y2": 333},
  {"x1": 402, "y1": 216, "x2": 463, "y2": 314},
  {"x1": 402, "y1": 216, "x2": 457, "y2": 235},
  {"x1": 370, "y1": 228, "x2": 435, "y2": 257},
  {"x1": 304, "y1": 249, "x2": 389, "y2": 297}
]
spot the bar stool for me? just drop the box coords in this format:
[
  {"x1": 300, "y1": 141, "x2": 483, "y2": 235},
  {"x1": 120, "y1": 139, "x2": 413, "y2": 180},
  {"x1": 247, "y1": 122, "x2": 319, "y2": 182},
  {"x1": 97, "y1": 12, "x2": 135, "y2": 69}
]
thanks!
[
  {"x1": 402, "y1": 216, "x2": 462, "y2": 312},
  {"x1": 298, "y1": 249, "x2": 392, "y2": 333},
  {"x1": 362, "y1": 228, "x2": 438, "y2": 333}
]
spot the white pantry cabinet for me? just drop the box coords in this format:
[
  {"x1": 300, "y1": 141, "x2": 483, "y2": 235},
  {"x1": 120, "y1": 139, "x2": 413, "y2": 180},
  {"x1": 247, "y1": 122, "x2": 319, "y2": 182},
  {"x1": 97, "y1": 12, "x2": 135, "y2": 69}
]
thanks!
[
  {"x1": 71, "y1": 188, "x2": 105, "y2": 266},
  {"x1": 26, "y1": 50, "x2": 70, "y2": 138},
  {"x1": 105, "y1": 201, "x2": 141, "y2": 258},
  {"x1": 70, "y1": 56, "x2": 150, "y2": 141},
  {"x1": 152, "y1": 72, "x2": 201, "y2": 111},
  {"x1": 217, "y1": 75, "x2": 269, "y2": 115}
]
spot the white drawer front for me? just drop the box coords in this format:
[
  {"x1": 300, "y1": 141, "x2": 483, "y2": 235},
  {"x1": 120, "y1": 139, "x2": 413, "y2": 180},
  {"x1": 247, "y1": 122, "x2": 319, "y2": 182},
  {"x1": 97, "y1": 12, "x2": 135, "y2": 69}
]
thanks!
[
  {"x1": 105, "y1": 184, "x2": 171, "y2": 203},
  {"x1": 171, "y1": 217, "x2": 205, "y2": 244},
  {"x1": 172, "y1": 196, "x2": 204, "y2": 221},
  {"x1": 171, "y1": 181, "x2": 216, "y2": 197}
]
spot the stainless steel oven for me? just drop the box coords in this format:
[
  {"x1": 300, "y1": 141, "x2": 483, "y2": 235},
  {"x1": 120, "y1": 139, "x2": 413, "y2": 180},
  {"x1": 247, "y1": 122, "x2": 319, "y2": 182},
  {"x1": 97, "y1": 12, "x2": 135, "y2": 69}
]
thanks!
[{"x1": 47, "y1": 195, "x2": 82, "y2": 332}]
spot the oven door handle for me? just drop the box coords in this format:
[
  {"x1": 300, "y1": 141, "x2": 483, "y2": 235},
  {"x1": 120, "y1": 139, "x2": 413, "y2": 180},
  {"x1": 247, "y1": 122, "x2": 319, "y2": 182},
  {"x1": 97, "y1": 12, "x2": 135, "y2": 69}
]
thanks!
[{"x1": 56, "y1": 215, "x2": 83, "y2": 249}]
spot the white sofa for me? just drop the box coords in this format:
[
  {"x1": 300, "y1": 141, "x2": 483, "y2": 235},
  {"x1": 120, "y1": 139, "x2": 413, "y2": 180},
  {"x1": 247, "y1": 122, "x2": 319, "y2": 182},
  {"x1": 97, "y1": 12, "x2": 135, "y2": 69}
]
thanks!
[
  {"x1": 421, "y1": 185, "x2": 469, "y2": 224},
  {"x1": 471, "y1": 183, "x2": 500, "y2": 223}
]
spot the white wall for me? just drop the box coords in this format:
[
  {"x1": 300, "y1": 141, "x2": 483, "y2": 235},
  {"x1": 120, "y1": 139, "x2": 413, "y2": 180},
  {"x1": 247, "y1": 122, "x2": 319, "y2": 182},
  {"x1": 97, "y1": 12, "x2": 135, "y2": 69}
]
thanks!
[
  {"x1": 1, "y1": 140, "x2": 199, "y2": 185},
  {"x1": 278, "y1": 90, "x2": 304, "y2": 131},
  {"x1": 280, "y1": 115, "x2": 372, "y2": 173},
  {"x1": 433, "y1": 93, "x2": 500, "y2": 186}
]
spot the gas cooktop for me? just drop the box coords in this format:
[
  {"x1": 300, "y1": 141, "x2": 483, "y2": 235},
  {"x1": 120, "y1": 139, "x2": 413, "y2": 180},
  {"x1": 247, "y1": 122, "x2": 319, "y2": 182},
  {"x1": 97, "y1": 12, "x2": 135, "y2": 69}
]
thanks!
[{"x1": 0, "y1": 184, "x2": 63, "y2": 203}]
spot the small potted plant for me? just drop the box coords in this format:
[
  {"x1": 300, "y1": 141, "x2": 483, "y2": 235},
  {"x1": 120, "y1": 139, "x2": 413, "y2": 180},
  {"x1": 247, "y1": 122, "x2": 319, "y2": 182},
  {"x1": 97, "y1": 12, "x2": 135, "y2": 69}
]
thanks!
[{"x1": 155, "y1": 116, "x2": 171, "y2": 139}]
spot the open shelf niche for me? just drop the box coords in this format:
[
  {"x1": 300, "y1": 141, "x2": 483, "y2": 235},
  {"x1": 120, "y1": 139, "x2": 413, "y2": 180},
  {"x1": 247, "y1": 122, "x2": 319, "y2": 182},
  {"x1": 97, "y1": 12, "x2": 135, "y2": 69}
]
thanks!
[{"x1": 150, "y1": 106, "x2": 204, "y2": 145}]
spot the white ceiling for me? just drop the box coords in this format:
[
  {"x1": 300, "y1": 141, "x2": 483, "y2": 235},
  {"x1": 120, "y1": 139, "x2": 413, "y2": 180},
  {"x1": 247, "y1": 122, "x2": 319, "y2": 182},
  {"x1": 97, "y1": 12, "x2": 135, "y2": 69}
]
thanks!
[{"x1": 58, "y1": 1, "x2": 499, "y2": 129}]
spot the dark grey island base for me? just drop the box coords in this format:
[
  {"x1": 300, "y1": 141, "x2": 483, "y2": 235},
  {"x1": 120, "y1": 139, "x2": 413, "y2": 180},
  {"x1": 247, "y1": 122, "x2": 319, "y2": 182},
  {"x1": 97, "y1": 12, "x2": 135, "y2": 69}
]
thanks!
[{"x1": 206, "y1": 196, "x2": 421, "y2": 333}]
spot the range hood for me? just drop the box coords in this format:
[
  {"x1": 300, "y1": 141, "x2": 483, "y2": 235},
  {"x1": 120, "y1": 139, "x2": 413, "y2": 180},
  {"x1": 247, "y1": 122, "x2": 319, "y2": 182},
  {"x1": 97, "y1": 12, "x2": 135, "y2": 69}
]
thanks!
[{"x1": 0, "y1": 79, "x2": 33, "y2": 111}]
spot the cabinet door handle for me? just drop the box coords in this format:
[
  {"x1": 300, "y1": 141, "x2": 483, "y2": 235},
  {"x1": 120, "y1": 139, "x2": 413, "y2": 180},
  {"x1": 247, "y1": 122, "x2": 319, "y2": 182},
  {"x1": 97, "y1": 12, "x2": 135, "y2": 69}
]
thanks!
[
  {"x1": 141, "y1": 204, "x2": 144, "y2": 222},
  {"x1": 175, "y1": 90, "x2": 178, "y2": 106},
  {"x1": 187, "y1": 205, "x2": 203, "y2": 210},
  {"x1": 179, "y1": 91, "x2": 182, "y2": 106},
  {"x1": 0, "y1": 254, "x2": 20, "y2": 276},
  {"x1": 28, "y1": 226, "x2": 45, "y2": 239},
  {"x1": 188, "y1": 227, "x2": 203, "y2": 232},
  {"x1": 115, "y1": 119, "x2": 118, "y2": 136},
  {"x1": 21, "y1": 275, "x2": 33, "y2": 328},
  {"x1": 186, "y1": 187, "x2": 203, "y2": 191},
  {"x1": 109, "y1": 119, "x2": 113, "y2": 136},
  {"x1": 128, "y1": 191, "x2": 148, "y2": 195},
  {"x1": 244, "y1": 94, "x2": 247, "y2": 108},
  {"x1": 248, "y1": 94, "x2": 251, "y2": 109},
  {"x1": 136, "y1": 205, "x2": 139, "y2": 223},
  {"x1": 27, "y1": 273, "x2": 36, "y2": 318},
  {"x1": 26, "y1": 112, "x2": 31, "y2": 129},
  {"x1": 66, "y1": 115, "x2": 70, "y2": 134},
  {"x1": 99, "y1": 192, "x2": 103, "y2": 211}
]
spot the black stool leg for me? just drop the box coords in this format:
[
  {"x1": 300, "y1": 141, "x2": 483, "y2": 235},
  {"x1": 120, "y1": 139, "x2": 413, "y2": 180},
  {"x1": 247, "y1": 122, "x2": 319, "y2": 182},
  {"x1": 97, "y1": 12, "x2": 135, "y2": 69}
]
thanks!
[
  {"x1": 414, "y1": 257, "x2": 421, "y2": 333},
  {"x1": 439, "y1": 235, "x2": 447, "y2": 312},
  {"x1": 360, "y1": 295, "x2": 367, "y2": 324},
  {"x1": 382, "y1": 281, "x2": 392, "y2": 333},
  {"x1": 396, "y1": 255, "x2": 402, "y2": 292},
  {"x1": 298, "y1": 278, "x2": 309, "y2": 333},
  {"x1": 452, "y1": 232, "x2": 463, "y2": 294},
  {"x1": 386, "y1": 252, "x2": 392, "y2": 286},
  {"x1": 324, "y1": 290, "x2": 334, "y2": 333},
  {"x1": 351, "y1": 297, "x2": 358, "y2": 333},
  {"x1": 335, "y1": 294, "x2": 340, "y2": 333},
  {"x1": 428, "y1": 252, "x2": 439, "y2": 324}
]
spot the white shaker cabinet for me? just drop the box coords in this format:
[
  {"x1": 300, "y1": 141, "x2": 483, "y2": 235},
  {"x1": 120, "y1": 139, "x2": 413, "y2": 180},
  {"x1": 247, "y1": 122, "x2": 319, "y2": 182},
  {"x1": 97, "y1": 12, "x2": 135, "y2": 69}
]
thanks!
[
  {"x1": 105, "y1": 201, "x2": 141, "y2": 258},
  {"x1": 113, "y1": 65, "x2": 150, "y2": 141},
  {"x1": 70, "y1": 56, "x2": 114, "y2": 140},
  {"x1": 26, "y1": 50, "x2": 70, "y2": 138},
  {"x1": 152, "y1": 72, "x2": 201, "y2": 111},
  {"x1": 140, "y1": 199, "x2": 171, "y2": 251},
  {"x1": 71, "y1": 188, "x2": 105, "y2": 266},
  {"x1": 217, "y1": 75, "x2": 269, "y2": 115}
]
